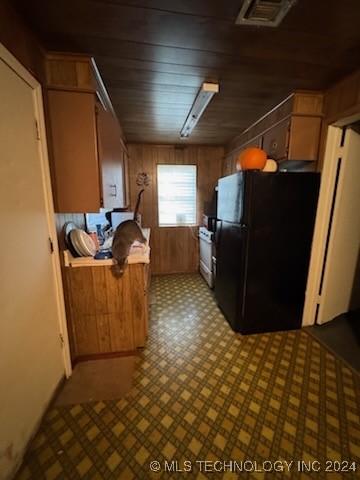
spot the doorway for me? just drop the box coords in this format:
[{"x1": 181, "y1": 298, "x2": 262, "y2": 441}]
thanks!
[{"x1": 303, "y1": 121, "x2": 360, "y2": 327}]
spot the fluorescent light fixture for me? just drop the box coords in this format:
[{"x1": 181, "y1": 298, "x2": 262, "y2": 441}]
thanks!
[{"x1": 180, "y1": 82, "x2": 219, "y2": 138}]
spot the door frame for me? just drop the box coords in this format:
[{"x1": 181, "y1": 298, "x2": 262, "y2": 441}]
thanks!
[
  {"x1": 302, "y1": 114, "x2": 360, "y2": 327},
  {"x1": 0, "y1": 43, "x2": 72, "y2": 376}
]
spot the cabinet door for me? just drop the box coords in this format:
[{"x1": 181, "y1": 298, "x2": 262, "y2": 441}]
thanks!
[
  {"x1": 123, "y1": 150, "x2": 130, "y2": 208},
  {"x1": 288, "y1": 116, "x2": 322, "y2": 161},
  {"x1": 97, "y1": 105, "x2": 126, "y2": 208},
  {"x1": 262, "y1": 119, "x2": 290, "y2": 161},
  {"x1": 47, "y1": 90, "x2": 101, "y2": 212}
]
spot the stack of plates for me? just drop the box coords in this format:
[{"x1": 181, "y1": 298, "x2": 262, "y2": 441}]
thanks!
[
  {"x1": 69, "y1": 229, "x2": 97, "y2": 257},
  {"x1": 63, "y1": 222, "x2": 79, "y2": 257}
]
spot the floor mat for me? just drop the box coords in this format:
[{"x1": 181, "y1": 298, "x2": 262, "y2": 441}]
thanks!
[
  {"x1": 16, "y1": 274, "x2": 360, "y2": 479},
  {"x1": 55, "y1": 357, "x2": 137, "y2": 406},
  {"x1": 306, "y1": 311, "x2": 360, "y2": 374}
]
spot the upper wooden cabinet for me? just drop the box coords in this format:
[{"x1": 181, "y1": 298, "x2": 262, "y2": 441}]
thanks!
[
  {"x1": 224, "y1": 91, "x2": 324, "y2": 174},
  {"x1": 47, "y1": 90, "x2": 101, "y2": 212},
  {"x1": 96, "y1": 104, "x2": 127, "y2": 209},
  {"x1": 262, "y1": 119, "x2": 290, "y2": 161},
  {"x1": 44, "y1": 52, "x2": 128, "y2": 212},
  {"x1": 261, "y1": 115, "x2": 322, "y2": 162},
  {"x1": 45, "y1": 53, "x2": 97, "y2": 92},
  {"x1": 288, "y1": 115, "x2": 322, "y2": 161}
]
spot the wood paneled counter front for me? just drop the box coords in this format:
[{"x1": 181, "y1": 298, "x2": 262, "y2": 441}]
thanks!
[{"x1": 63, "y1": 230, "x2": 150, "y2": 363}]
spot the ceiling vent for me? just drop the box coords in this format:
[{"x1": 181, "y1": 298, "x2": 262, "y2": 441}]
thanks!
[{"x1": 235, "y1": 0, "x2": 297, "y2": 27}]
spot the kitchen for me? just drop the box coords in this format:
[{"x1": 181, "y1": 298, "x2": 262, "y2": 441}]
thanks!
[{"x1": 1, "y1": 1, "x2": 360, "y2": 479}]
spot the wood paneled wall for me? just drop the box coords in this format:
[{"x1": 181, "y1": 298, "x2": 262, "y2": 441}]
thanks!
[
  {"x1": 127, "y1": 144, "x2": 224, "y2": 274},
  {"x1": 0, "y1": 1, "x2": 45, "y2": 82},
  {"x1": 323, "y1": 69, "x2": 360, "y2": 125},
  {"x1": 318, "y1": 69, "x2": 360, "y2": 170}
]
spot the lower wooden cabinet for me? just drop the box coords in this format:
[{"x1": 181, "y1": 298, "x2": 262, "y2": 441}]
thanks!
[{"x1": 64, "y1": 263, "x2": 149, "y2": 362}]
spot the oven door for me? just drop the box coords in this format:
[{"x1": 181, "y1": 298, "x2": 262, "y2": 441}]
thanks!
[
  {"x1": 199, "y1": 235, "x2": 213, "y2": 270},
  {"x1": 200, "y1": 260, "x2": 214, "y2": 288},
  {"x1": 199, "y1": 234, "x2": 214, "y2": 287}
]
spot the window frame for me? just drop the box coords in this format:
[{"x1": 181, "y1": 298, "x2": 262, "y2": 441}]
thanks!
[{"x1": 156, "y1": 163, "x2": 198, "y2": 228}]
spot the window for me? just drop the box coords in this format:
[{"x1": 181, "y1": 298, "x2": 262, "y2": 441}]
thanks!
[{"x1": 157, "y1": 164, "x2": 197, "y2": 226}]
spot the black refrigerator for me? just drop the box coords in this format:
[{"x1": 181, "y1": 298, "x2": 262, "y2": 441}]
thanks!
[{"x1": 215, "y1": 171, "x2": 320, "y2": 334}]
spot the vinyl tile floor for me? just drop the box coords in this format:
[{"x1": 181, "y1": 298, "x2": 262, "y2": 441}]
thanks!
[{"x1": 16, "y1": 274, "x2": 360, "y2": 479}]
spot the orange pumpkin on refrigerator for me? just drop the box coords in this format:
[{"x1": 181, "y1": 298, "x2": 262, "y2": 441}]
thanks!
[{"x1": 236, "y1": 147, "x2": 267, "y2": 171}]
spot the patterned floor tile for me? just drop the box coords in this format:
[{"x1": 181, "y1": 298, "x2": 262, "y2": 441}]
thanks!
[{"x1": 15, "y1": 274, "x2": 360, "y2": 479}]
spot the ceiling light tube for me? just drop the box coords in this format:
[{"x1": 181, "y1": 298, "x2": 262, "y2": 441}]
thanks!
[{"x1": 180, "y1": 82, "x2": 219, "y2": 138}]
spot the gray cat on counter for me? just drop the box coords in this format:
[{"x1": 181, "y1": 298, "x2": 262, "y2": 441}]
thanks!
[{"x1": 111, "y1": 189, "x2": 146, "y2": 277}]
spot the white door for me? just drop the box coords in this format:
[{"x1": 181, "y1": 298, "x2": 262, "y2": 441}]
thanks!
[
  {"x1": 0, "y1": 47, "x2": 66, "y2": 479},
  {"x1": 318, "y1": 128, "x2": 360, "y2": 324}
]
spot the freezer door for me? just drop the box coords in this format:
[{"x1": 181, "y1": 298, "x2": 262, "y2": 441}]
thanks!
[
  {"x1": 215, "y1": 221, "x2": 247, "y2": 331},
  {"x1": 217, "y1": 172, "x2": 245, "y2": 223}
]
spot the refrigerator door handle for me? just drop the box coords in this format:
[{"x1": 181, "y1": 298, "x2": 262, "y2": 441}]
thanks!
[{"x1": 215, "y1": 220, "x2": 222, "y2": 247}]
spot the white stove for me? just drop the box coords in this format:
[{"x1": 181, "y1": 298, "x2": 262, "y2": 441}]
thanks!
[{"x1": 199, "y1": 227, "x2": 215, "y2": 288}]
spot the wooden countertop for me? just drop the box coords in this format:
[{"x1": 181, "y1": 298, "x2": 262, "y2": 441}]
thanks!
[{"x1": 64, "y1": 228, "x2": 150, "y2": 268}]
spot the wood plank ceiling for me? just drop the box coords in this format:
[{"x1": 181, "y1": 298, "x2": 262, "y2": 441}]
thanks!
[{"x1": 14, "y1": 0, "x2": 360, "y2": 145}]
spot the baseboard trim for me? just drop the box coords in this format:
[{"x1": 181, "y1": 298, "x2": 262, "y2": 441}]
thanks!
[
  {"x1": 72, "y1": 350, "x2": 139, "y2": 366},
  {"x1": 152, "y1": 270, "x2": 199, "y2": 275}
]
